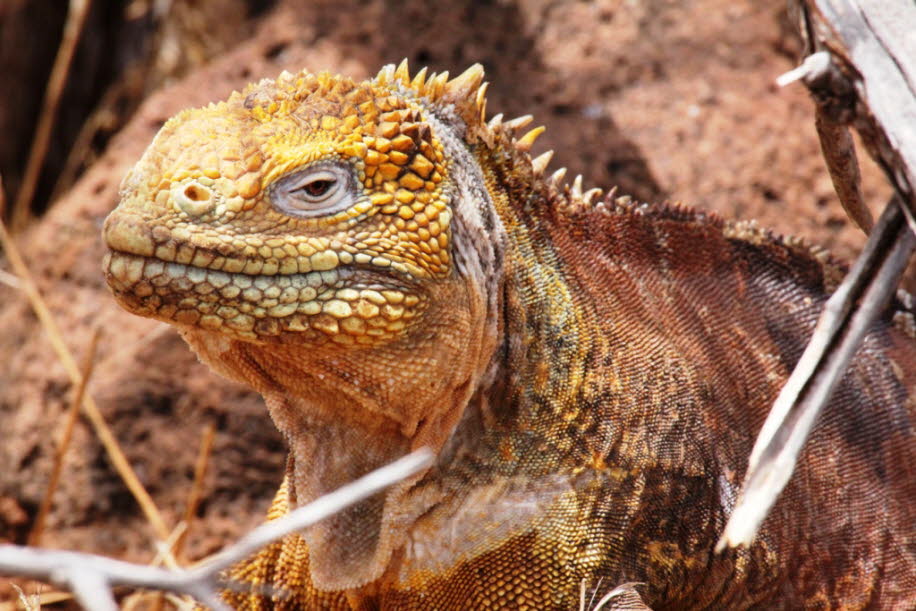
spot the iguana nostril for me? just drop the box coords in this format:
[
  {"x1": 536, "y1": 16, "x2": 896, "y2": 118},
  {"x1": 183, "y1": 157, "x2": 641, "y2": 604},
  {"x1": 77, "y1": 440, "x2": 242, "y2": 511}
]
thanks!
[
  {"x1": 184, "y1": 185, "x2": 210, "y2": 202},
  {"x1": 172, "y1": 180, "x2": 214, "y2": 216}
]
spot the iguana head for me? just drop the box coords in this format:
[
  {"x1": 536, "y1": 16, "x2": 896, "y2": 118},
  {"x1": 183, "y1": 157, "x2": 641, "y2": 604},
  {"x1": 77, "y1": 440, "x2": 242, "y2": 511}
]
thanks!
[
  {"x1": 105, "y1": 64, "x2": 473, "y2": 344},
  {"x1": 103, "y1": 61, "x2": 549, "y2": 589}
]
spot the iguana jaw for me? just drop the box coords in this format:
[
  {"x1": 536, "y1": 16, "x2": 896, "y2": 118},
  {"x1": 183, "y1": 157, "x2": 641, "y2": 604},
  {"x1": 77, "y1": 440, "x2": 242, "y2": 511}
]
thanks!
[
  {"x1": 102, "y1": 198, "x2": 496, "y2": 593},
  {"x1": 103, "y1": 208, "x2": 427, "y2": 345},
  {"x1": 105, "y1": 227, "x2": 497, "y2": 590}
]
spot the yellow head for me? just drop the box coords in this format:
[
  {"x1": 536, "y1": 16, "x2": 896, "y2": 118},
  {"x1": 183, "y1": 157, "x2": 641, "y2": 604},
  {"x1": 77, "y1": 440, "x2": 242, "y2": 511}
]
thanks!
[{"x1": 104, "y1": 61, "x2": 489, "y2": 346}]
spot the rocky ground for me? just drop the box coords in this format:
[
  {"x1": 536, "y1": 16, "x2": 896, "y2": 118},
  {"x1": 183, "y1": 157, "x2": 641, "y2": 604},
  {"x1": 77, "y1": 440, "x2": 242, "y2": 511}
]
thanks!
[{"x1": 0, "y1": 0, "x2": 893, "y2": 605}]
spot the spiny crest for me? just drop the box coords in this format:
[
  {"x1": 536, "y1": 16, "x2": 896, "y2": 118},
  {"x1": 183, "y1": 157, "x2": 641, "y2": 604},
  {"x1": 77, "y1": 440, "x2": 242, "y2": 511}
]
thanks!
[
  {"x1": 375, "y1": 61, "x2": 560, "y2": 179},
  {"x1": 375, "y1": 59, "x2": 488, "y2": 132},
  {"x1": 548, "y1": 172, "x2": 604, "y2": 208},
  {"x1": 228, "y1": 60, "x2": 611, "y2": 207}
]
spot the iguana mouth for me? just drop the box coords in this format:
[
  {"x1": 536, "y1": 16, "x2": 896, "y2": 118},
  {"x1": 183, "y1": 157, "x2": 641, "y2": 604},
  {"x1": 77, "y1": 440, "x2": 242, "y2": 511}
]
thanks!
[
  {"x1": 102, "y1": 203, "x2": 427, "y2": 343},
  {"x1": 103, "y1": 250, "x2": 424, "y2": 343}
]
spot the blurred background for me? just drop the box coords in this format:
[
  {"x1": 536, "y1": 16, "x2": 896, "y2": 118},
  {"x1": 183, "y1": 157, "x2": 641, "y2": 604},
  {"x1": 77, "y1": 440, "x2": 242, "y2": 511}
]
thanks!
[{"x1": 0, "y1": 0, "x2": 894, "y2": 606}]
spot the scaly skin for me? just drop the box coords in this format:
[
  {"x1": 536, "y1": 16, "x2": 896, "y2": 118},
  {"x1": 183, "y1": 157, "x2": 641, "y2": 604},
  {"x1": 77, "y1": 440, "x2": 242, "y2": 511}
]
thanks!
[{"x1": 103, "y1": 61, "x2": 916, "y2": 609}]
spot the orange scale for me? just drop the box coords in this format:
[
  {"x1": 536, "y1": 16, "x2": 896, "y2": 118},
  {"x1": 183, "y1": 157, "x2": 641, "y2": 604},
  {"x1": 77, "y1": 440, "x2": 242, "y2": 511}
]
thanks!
[
  {"x1": 219, "y1": 161, "x2": 245, "y2": 180},
  {"x1": 395, "y1": 190, "x2": 415, "y2": 204},
  {"x1": 377, "y1": 121, "x2": 400, "y2": 139},
  {"x1": 378, "y1": 163, "x2": 401, "y2": 180},
  {"x1": 399, "y1": 172, "x2": 425, "y2": 190},
  {"x1": 364, "y1": 150, "x2": 386, "y2": 165},
  {"x1": 409, "y1": 154, "x2": 434, "y2": 177},
  {"x1": 390, "y1": 134, "x2": 415, "y2": 152},
  {"x1": 388, "y1": 151, "x2": 409, "y2": 165}
]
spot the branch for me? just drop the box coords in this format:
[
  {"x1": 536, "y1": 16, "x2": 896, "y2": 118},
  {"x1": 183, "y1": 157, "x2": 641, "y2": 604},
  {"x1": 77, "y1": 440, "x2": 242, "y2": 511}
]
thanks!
[
  {"x1": 29, "y1": 327, "x2": 101, "y2": 546},
  {"x1": 718, "y1": 197, "x2": 914, "y2": 550},
  {"x1": 0, "y1": 449, "x2": 434, "y2": 610},
  {"x1": 719, "y1": 0, "x2": 916, "y2": 550}
]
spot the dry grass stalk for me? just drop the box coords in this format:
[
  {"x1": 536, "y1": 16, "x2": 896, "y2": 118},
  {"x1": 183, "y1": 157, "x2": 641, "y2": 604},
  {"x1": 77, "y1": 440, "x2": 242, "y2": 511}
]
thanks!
[
  {"x1": 0, "y1": 585, "x2": 72, "y2": 611},
  {"x1": 28, "y1": 327, "x2": 101, "y2": 546},
  {"x1": 173, "y1": 422, "x2": 217, "y2": 563},
  {"x1": 0, "y1": 269, "x2": 21, "y2": 289},
  {"x1": 0, "y1": 181, "x2": 170, "y2": 542},
  {"x1": 10, "y1": 0, "x2": 93, "y2": 231}
]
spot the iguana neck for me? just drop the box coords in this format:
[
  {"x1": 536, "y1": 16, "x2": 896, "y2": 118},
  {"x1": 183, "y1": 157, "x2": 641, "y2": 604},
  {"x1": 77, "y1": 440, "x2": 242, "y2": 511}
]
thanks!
[
  {"x1": 470, "y1": 130, "x2": 589, "y2": 437},
  {"x1": 179, "y1": 262, "x2": 498, "y2": 588}
]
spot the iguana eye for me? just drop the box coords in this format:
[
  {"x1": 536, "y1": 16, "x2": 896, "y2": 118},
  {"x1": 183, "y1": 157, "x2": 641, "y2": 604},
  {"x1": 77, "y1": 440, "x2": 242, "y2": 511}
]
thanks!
[
  {"x1": 271, "y1": 164, "x2": 355, "y2": 218},
  {"x1": 300, "y1": 178, "x2": 335, "y2": 198}
]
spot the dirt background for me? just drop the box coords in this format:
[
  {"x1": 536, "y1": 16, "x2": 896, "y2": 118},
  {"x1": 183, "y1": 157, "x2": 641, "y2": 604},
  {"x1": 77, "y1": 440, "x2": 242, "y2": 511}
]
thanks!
[{"x1": 0, "y1": 0, "x2": 895, "y2": 605}]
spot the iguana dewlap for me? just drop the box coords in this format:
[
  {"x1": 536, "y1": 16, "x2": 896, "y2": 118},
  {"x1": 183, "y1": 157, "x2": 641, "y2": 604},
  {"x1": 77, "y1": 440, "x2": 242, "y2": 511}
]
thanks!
[{"x1": 103, "y1": 61, "x2": 916, "y2": 609}]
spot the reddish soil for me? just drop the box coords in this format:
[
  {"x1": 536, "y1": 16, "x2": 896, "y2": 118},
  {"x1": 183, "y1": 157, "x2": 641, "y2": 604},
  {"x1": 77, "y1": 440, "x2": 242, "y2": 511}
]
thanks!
[{"x1": 0, "y1": 0, "x2": 894, "y2": 604}]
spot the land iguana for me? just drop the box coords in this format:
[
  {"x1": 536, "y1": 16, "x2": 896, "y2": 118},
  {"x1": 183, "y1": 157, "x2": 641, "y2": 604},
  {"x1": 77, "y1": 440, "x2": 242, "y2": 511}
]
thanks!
[{"x1": 102, "y1": 61, "x2": 916, "y2": 609}]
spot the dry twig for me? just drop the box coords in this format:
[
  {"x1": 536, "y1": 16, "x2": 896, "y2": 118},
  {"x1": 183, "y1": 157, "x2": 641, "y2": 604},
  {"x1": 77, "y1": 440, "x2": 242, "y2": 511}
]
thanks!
[
  {"x1": 814, "y1": 109, "x2": 872, "y2": 233},
  {"x1": 0, "y1": 268, "x2": 21, "y2": 289},
  {"x1": 719, "y1": 197, "x2": 915, "y2": 549},
  {"x1": 173, "y1": 422, "x2": 217, "y2": 563},
  {"x1": 720, "y1": 0, "x2": 916, "y2": 550},
  {"x1": 776, "y1": 50, "x2": 873, "y2": 234},
  {"x1": 0, "y1": 450, "x2": 433, "y2": 611}
]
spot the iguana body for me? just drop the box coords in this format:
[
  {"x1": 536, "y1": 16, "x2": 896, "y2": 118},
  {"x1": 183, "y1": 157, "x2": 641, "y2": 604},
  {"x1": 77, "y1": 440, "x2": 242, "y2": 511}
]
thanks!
[{"x1": 103, "y1": 62, "x2": 915, "y2": 609}]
